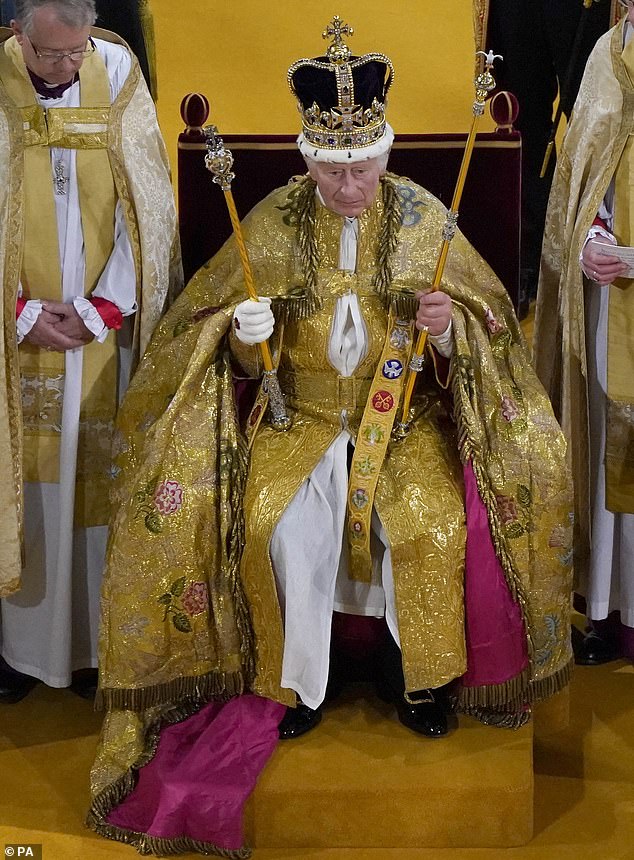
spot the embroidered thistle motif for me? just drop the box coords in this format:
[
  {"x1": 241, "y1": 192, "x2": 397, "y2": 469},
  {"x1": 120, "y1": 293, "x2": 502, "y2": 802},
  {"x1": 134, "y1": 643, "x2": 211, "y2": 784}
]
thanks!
[
  {"x1": 157, "y1": 577, "x2": 210, "y2": 633},
  {"x1": 351, "y1": 487, "x2": 370, "y2": 509},
  {"x1": 395, "y1": 184, "x2": 424, "y2": 227}
]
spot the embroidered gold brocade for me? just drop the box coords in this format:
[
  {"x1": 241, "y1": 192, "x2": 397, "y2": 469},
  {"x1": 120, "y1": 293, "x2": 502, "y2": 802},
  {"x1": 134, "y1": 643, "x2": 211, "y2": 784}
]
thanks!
[{"x1": 92, "y1": 174, "x2": 573, "y2": 828}]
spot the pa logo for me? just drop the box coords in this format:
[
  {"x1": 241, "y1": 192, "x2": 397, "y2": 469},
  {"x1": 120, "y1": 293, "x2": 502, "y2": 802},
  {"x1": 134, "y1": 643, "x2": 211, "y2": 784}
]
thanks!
[{"x1": 382, "y1": 359, "x2": 403, "y2": 379}]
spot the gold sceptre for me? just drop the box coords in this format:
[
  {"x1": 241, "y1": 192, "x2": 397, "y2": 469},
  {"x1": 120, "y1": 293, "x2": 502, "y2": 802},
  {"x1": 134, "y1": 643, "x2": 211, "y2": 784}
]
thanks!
[
  {"x1": 204, "y1": 124, "x2": 291, "y2": 431},
  {"x1": 392, "y1": 49, "x2": 500, "y2": 439}
]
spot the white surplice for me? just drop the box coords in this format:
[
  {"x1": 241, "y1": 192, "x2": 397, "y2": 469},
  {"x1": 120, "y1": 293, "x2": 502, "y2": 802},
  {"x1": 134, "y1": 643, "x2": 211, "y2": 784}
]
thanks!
[{"x1": 1, "y1": 40, "x2": 138, "y2": 686}]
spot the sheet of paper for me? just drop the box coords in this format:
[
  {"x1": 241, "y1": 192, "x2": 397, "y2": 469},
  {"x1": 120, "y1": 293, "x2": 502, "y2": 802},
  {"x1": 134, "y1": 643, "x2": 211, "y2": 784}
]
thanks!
[{"x1": 588, "y1": 240, "x2": 634, "y2": 277}]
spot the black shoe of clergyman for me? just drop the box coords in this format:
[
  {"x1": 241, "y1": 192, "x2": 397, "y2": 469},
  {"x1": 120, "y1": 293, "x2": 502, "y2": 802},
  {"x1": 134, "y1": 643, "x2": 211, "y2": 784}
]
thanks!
[
  {"x1": 278, "y1": 703, "x2": 322, "y2": 740},
  {"x1": 575, "y1": 632, "x2": 620, "y2": 666},
  {"x1": 0, "y1": 668, "x2": 38, "y2": 704},
  {"x1": 395, "y1": 695, "x2": 448, "y2": 738},
  {"x1": 70, "y1": 668, "x2": 99, "y2": 700}
]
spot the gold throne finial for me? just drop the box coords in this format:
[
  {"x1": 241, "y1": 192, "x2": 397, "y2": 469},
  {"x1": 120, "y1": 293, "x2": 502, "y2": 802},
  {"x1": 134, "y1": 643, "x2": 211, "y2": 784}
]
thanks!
[{"x1": 322, "y1": 15, "x2": 354, "y2": 65}]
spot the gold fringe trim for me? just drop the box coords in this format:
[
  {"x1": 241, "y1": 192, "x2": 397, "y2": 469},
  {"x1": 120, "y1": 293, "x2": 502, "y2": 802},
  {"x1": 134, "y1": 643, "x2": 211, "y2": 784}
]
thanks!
[
  {"x1": 96, "y1": 669, "x2": 245, "y2": 712},
  {"x1": 87, "y1": 690, "x2": 253, "y2": 857},
  {"x1": 387, "y1": 288, "x2": 418, "y2": 320},
  {"x1": 452, "y1": 658, "x2": 573, "y2": 729},
  {"x1": 86, "y1": 822, "x2": 251, "y2": 858}
]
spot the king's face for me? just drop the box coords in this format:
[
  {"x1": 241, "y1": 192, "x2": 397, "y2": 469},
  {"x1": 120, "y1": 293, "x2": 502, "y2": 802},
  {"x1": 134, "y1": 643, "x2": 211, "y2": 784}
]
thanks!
[{"x1": 308, "y1": 158, "x2": 384, "y2": 218}]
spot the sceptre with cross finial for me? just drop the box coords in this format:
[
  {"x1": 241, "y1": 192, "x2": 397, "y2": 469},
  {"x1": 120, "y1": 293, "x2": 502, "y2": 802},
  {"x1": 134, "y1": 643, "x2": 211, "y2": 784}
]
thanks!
[
  {"x1": 393, "y1": 49, "x2": 501, "y2": 438},
  {"x1": 204, "y1": 124, "x2": 291, "y2": 432}
]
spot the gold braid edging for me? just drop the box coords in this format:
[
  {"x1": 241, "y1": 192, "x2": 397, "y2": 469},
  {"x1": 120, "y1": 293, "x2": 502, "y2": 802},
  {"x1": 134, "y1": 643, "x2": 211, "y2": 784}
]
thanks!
[
  {"x1": 225, "y1": 420, "x2": 256, "y2": 683},
  {"x1": 96, "y1": 668, "x2": 245, "y2": 712},
  {"x1": 452, "y1": 651, "x2": 574, "y2": 728},
  {"x1": 451, "y1": 356, "x2": 533, "y2": 633},
  {"x1": 274, "y1": 176, "x2": 323, "y2": 325},
  {"x1": 86, "y1": 695, "x2": 252, "y2": 858},
  {"x1": 374, "y1": 174, "x2": 402, "y2": 303}
]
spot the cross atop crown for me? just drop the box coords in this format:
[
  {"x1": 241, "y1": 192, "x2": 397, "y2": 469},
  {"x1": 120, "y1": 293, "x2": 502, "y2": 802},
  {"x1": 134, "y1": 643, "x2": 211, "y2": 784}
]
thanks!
[{"x1": 323, "y1": 15, "x2": 354, "y2": 65}]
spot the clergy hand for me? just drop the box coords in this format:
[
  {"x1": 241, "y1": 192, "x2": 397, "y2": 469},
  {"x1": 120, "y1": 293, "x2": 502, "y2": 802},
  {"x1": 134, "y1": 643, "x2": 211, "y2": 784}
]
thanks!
[
  {"x1": 233, "y1": 297, "x2": 274, "y2": 345},
  {"x1": 42, "y1": 301, "x2": 95, "y2": 345},
  {"x1": 415, "y1": 289, "x2": 452, "y2": 336},
  {"x1": 581, "y1": 236, "x2": 628, "y2": 286},
  {"x1": 24, "y1": 308, "x2": 87, "y2": 352}
]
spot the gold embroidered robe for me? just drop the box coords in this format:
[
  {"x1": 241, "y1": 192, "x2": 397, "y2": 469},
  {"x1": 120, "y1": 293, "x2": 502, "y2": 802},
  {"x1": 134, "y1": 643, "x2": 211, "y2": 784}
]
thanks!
[{"x1": 91, "y1": 176, "x2": 573, "y2": 817}]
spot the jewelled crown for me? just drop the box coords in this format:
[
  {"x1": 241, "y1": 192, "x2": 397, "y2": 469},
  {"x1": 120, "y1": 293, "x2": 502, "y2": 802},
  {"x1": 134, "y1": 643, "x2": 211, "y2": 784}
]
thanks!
[{"x1": 288, "y1": 16, "x2": 395, "y2": 162}]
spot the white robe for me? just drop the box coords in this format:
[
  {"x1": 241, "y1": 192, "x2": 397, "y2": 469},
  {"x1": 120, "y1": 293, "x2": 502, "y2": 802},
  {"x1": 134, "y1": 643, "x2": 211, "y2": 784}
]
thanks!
[{"x1": 1, "y1": 40, "x2": 138, "y2": 686}]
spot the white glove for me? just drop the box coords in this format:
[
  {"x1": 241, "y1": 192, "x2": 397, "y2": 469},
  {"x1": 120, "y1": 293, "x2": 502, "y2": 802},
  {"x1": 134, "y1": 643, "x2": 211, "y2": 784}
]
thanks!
[{"x1": 233, "y1": 297, "x2": 274, "y2": 345}]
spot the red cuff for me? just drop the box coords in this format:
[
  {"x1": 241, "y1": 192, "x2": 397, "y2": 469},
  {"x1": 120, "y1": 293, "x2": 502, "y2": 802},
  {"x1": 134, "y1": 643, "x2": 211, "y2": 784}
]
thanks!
[
  {"x1": 592, "y1": 215, "x2": 608, "y2": 231},
  {"x1": 89, "y1": 297, "x2": 123, "y2": 330},
  {"x1": 16, "y1": 297, "x2": 27, "y2": 319}
]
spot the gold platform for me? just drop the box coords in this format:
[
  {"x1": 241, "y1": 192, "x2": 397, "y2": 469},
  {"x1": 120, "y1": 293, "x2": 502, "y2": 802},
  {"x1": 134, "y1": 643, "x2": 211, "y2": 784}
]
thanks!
[{"x1": 246, "y1": 685, "x2": 534, "y2": 850}]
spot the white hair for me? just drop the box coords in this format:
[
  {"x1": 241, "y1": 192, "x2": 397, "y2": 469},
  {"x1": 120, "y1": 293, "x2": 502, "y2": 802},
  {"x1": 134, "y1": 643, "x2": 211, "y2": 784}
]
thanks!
[{"x1": 14, "y1": 0, "x2": 97, "y2": 34}]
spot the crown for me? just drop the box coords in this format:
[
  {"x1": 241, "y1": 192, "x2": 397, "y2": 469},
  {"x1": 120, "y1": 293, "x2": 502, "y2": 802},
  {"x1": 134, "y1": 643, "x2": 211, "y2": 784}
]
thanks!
[{"x1": 288, "y1": 16, "x2": 395, "y2": 160}]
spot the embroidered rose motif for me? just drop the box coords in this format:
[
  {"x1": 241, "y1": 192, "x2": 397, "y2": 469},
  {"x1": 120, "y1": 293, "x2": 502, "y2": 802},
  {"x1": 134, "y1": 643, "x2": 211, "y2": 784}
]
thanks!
[
  {"x1": 501, "y1": 395, "x2": 520, "y2": 422},
  {"x1": 496, "y1": 494, "x2": 518, "y2": 524},
  {"x1": 154, "y1": 480, "x2": 184, "y2": 515},
  {"x1": 484, "y1": 306, "x2": 504, "y2": 334},
  {"x1": 181, "y1": 581, "x2": 209, "y2": 616}
]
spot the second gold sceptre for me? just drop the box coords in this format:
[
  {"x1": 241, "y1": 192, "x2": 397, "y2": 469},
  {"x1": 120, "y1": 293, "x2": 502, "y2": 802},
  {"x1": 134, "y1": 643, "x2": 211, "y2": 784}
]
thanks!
[{"x1": 393, "y1": 49, "x2": 500, "y2": 438}]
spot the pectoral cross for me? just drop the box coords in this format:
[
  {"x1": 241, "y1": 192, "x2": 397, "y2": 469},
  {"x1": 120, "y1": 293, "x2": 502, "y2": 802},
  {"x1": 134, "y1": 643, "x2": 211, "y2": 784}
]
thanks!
[{"x1": 54, "y1": 159, "x2": 68, "y2": 195}]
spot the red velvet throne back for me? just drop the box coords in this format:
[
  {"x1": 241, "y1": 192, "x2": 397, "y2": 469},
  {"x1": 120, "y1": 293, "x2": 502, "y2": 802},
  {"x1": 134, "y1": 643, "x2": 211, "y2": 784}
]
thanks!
[{"x1": 177, "y1": 92, "x2": 522, "y2": 310}]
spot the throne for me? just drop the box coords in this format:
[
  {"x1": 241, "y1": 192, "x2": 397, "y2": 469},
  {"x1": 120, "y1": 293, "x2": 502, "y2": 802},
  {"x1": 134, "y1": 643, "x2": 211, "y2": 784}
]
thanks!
[{"x1": 177, "y1": 91, "x2": 522, "y2": 310}]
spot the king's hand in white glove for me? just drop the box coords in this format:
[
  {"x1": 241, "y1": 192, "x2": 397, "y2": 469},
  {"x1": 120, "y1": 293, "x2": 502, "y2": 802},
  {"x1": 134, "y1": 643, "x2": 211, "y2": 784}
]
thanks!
[{"x1": 233, "y1": 297, "x2": 274, "y2": 345}]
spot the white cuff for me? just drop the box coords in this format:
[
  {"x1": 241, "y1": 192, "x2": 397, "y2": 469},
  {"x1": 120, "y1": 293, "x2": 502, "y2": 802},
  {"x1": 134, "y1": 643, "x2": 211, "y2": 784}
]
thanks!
[
  {"x1": 579, "y1": 226, "x2": 617, "y2": 276},
  {"x1": 428, "y1": 319, "x2": 453, "y2": 359},
  {"x1": 73, "y1": 297, "x2": 108, "y2": 343},
  {"x1": 16, "y1": 300, "x2": 43, "y2": 344}
]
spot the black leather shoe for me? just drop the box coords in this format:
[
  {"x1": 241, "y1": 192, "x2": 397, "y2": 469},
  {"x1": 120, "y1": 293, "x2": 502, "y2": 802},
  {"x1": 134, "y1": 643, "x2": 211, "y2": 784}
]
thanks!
[
  {"x1": 70, "y1": 668, "x2": 99, "y2": 700},
  {"x1": 0, "y1": 667, "x2": 38, "y2": 704},
  {"x1": 395, "y1": 694, "x2": 448, "y2": 738},
  {"x1": 278, "y1": 703, "x2": 322, "y2": 740},
  {"x1": 575, "y1": 632, "x2": 620, "y2": 666}
]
